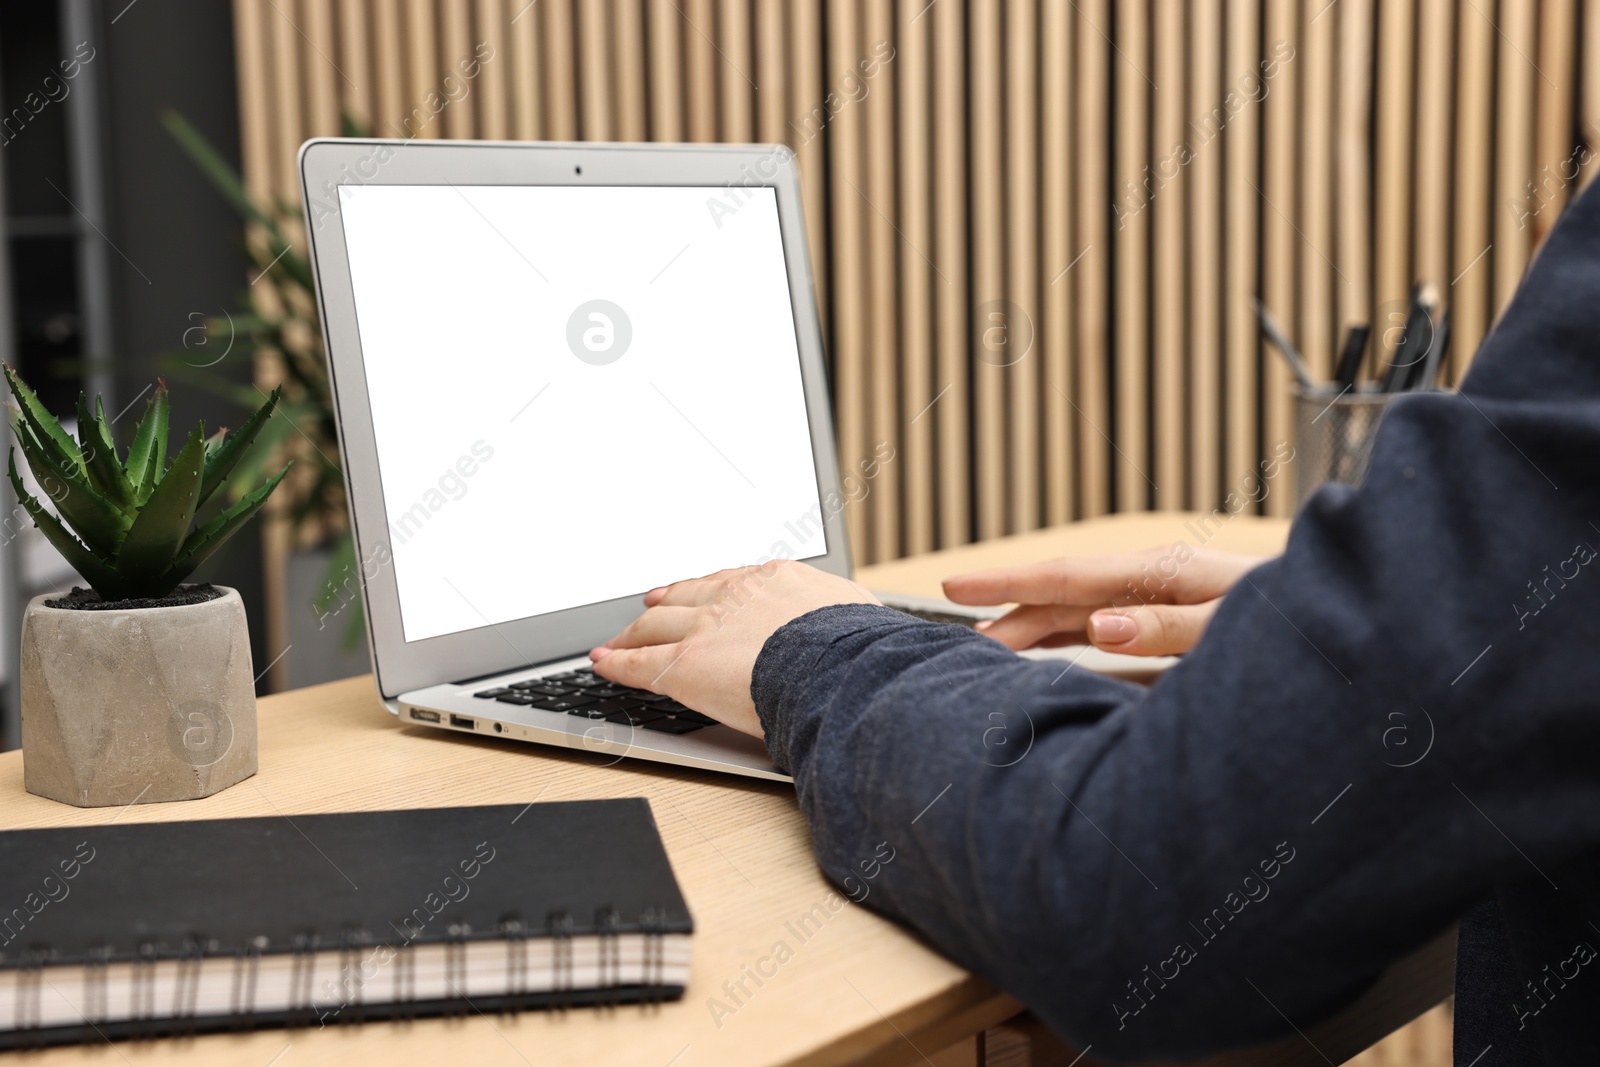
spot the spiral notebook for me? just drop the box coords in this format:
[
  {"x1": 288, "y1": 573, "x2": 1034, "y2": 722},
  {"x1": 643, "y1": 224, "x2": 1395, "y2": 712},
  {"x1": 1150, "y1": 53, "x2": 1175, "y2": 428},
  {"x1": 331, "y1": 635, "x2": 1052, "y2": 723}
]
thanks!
[{"x1": 0, "y1": 798, "x2": 692, "y2": 1048}]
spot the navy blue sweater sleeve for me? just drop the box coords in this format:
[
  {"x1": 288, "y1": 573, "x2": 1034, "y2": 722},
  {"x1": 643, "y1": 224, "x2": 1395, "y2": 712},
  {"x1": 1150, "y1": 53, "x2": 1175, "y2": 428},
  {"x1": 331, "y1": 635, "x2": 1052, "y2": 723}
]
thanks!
[{"x1": 751, "y1": 184, "x2": 1600, "y2": 1060}]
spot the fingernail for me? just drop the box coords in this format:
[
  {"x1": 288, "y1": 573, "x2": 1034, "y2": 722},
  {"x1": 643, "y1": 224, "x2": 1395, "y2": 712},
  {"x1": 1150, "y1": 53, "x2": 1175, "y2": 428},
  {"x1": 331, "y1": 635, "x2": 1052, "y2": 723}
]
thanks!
[
  {"x1": 645, "y1": 587, "x2": 665, "y2": 600},
  {"x1": 589, "y1": 646, "x2": 611, "y2": 660},
  {"x1": 1090, "y1": 613, "x2": 1137, "y2": 644},
  {"x1": 974, "y1": 619, "x2": 993, "y2": 631}
]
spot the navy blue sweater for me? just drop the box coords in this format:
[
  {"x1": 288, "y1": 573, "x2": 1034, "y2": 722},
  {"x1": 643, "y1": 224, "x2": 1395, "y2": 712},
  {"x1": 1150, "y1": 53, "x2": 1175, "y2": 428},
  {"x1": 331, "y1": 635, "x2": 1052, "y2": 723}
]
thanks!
[{"x1": 751, "y1": 181, "x2": 1600, "y2": 1061}]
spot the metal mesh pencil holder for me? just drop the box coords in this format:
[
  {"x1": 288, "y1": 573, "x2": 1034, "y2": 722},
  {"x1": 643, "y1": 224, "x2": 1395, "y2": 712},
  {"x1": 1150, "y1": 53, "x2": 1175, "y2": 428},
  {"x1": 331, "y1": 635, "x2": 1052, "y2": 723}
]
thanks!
[{"x1": 1290, "y1": 385, "x2": 1400, "y2": 506}]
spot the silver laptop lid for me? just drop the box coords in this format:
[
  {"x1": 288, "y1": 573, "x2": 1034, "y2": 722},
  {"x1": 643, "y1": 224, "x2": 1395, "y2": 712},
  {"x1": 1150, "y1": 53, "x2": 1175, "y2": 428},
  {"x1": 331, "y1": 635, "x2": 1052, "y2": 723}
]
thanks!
[{"x1": 299, "y1": 140, "x2": 852, "y2": 699}]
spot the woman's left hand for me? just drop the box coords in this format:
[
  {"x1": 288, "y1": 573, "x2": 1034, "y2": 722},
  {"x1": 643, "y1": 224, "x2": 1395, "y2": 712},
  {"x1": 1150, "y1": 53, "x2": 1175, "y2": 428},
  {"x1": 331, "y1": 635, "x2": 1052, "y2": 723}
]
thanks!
[{"x1": 590, "y1": 561, "x2": 880, "y2": 738}]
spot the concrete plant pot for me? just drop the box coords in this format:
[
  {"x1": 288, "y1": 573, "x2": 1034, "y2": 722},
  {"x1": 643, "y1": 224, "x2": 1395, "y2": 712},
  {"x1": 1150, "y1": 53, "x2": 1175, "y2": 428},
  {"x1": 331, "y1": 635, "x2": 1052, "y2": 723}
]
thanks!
[{"x1": 19, "y1": 585, "x2": 258, "y2": 807}]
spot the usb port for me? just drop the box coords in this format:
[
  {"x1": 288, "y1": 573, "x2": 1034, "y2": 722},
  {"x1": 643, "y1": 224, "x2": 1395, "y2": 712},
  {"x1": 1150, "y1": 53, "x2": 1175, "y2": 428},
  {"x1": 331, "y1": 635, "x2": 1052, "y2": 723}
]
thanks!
[
  {"x1": 449, "y1": 714, "x2": 476, "y2": 730},
  {"x1": 410, "y1": 708, "x2": 441, "y2": 723}
]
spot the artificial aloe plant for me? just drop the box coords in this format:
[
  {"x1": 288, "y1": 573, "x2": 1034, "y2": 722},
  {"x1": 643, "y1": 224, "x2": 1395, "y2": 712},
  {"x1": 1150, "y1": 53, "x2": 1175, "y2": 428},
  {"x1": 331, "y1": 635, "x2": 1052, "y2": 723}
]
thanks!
[{"x1": 4, "y1": 364, "x2": 291, "y2": 602}]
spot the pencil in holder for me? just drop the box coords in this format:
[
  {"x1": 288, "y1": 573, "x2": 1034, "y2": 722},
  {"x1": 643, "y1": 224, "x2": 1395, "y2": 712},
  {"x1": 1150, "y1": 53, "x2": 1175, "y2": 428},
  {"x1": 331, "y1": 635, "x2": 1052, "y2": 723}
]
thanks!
[{"x1": 1290, "y1": 385, "x2": 1399, "y2": 506}]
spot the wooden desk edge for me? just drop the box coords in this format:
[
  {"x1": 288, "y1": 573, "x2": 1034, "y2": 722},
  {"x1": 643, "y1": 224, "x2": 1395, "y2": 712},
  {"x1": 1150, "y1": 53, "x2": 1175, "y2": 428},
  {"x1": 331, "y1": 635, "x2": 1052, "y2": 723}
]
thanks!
[{"x1": 824, "y1": 981, "x2": 1023, "y2": 1067}]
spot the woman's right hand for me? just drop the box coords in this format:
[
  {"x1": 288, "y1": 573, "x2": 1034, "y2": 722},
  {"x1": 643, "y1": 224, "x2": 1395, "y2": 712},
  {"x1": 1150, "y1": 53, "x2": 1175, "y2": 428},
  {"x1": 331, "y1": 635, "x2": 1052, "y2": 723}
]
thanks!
[{"x1": 942, "y1": 544, "x2": 1270, "y2": 657}]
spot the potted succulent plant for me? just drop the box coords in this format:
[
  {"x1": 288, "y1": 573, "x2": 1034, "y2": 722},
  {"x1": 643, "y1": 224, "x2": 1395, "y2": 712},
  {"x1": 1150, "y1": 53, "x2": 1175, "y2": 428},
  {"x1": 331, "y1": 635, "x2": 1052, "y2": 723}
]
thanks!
[{"x1": 5, "y1": 366, "x2": 289, "y2": 806}]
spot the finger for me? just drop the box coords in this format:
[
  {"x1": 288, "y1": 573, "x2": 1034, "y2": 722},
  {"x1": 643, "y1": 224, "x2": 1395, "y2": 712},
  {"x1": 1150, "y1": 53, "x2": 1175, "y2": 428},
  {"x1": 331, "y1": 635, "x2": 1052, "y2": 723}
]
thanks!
[
  {"x1": 975, "y1": 603, "x2": 1093, "y2": 650},
  {"x1": 943, "y1": 549, "x2": 1172, "y2": 607},
  {"x1": 1086, "y1": 600, "x2": 1223, "y2": 657},
  {"x1": 946, "y1": 545, "x2": 1269, "y2": 608},
  {"x1": 1032, "y1": 631, "x2": 1091, "y2": 649},
  {"x1": 647, "y1": 575, "x2": 728, "y2": 608},
  {"x1": 650, "y1": 565, "x2": 772, "y2": 608},
  {"x1": 606, "y1": 606, "x2": 698, "y2": 650},
  {"x1": 590, "y1": 642, "x2": 682, "y2": 690}
]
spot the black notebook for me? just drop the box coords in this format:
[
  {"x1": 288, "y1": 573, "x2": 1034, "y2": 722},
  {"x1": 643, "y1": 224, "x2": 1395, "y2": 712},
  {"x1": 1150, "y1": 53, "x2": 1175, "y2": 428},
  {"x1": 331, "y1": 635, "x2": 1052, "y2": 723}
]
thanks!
[{"x1": 0, "y1": 798, "x2": 692, "y2": 1048}]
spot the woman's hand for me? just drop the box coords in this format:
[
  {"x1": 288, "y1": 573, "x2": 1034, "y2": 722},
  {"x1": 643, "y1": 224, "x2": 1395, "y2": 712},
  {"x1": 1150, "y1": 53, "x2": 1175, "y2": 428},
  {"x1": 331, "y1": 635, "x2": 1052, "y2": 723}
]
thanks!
[
  {"x1": 590, "y1": 561, "x2": 880, "y2": 738},
  {"x1": 942, "y1": 543, "x2": 1268, "y2": 657}
]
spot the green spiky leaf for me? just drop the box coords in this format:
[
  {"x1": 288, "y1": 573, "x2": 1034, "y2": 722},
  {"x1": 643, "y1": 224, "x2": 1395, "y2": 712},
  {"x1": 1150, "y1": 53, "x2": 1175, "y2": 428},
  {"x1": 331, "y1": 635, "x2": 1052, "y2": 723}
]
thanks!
[
  {"x1": 162, "y1": 460, "x2": 292, "y2": 587},
  {"x1": 125, "y1": 380, "x2": 170, "y2": 501},
  {"x1": 8, "y1": 452, "x2": 128, "y2": 600},
  {"x1": 203, "y1": 426, "x2": 227, "y2": 458},
  {"x1": 12, "y1": 414, "x2": 131, "y2": 558},
  {"x1": 4, "y1": 364, "x2": 83, "y2": 477},
  {"x1": 162, "y1": 111, "x2": 286, "y2": 243},
  {"x1": 219, "y1": 403, "x2": 297, "y2": 502},
  {"x1": 199, "y1": 386, "x2": 281, "y2": 506},
  {"x1": 76, "y1": 393, "x2": 134, "y2": 507},
  {"x1": 7, "y1": 364, "x2": 289, "y2": 602},
  {"x1": 117, "y1": 424, "x2": 206, "y2": 579}
]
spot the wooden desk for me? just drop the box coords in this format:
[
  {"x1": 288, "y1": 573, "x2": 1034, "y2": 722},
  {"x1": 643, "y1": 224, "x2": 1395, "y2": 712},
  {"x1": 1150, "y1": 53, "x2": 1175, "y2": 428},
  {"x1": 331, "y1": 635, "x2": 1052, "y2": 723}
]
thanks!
[{"x1": 0, "y1": 513, "x2": 1288, "y2": 1067}]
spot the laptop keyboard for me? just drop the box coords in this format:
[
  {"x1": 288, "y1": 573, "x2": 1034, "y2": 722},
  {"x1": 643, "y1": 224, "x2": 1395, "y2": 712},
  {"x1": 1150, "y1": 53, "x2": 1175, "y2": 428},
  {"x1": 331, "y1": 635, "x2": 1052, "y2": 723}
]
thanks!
[
  {"x1": 473, "y1": 668, "x2": 719, "y2": 734},
  {"x1": 469, "y1": 609, "x2": 977, "y2": 734}
]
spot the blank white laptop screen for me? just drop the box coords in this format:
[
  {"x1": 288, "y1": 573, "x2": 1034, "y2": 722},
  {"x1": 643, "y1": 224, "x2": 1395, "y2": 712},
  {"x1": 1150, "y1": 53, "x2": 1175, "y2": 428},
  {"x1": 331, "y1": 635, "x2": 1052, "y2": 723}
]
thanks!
[{"x1": 337, "y1": 183, "x2": 828, "y2": 643}]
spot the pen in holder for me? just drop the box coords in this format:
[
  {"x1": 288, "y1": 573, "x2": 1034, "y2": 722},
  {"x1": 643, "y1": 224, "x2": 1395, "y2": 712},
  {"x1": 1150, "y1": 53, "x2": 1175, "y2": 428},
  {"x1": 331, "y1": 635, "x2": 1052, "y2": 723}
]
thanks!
[{"x1": 1290, "y1": 384, "x2": 1400, "y2": 506}]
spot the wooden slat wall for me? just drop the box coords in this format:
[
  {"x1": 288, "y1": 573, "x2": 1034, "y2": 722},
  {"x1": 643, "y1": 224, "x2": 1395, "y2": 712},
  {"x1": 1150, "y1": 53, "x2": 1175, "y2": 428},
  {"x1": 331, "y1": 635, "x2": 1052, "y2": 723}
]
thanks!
[
  {"x1": 1189, "y1": 0, "x2": 1223, "y2": 509},
  {"x1": 1040, "y1": 0, "x2": 1074, "y2": 527},
  {"x1": 932, "y1": 0, "x2": 969, "y2": 549},
  {"x1": 1260, "y1": 0, "x2": 1298, "y2": 518},
  {"x1": 1074, "y1": 0, "x2": 1110, "y2": 520},
  {"x1": 1299, "y1": 0, "x2": 1334, "y2": 386},
  {"x1": 970, "y1": 0, "x2": 1004, "y2": 541},
  {"x1": 1223, "y1": 0, "x2": 1261, "y2": 521},
  {"x1": 233, "y1": 0, "x2": 1598, "y2": 563},
  {"x1": 1112, "y1": 0, "x2": 1152, "y2": 514},
  {"x1": 897, "y1": 0, "x2": 935, "y2": 555},
  {"x1": 1152, "y1": 0, "x2": 1185, "y2": 511}
]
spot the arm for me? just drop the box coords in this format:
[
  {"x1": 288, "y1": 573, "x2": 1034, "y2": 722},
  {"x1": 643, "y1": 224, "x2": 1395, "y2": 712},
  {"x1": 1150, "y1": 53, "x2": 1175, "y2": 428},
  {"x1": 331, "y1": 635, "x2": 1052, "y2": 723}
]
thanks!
[
  {"x1": 751, "y1": 406, "x2": 1600, "y2": 1058},
  {"x1": 740, "y1": 174, "x2": 1600, "y2": 1061},
  {"x1": 594, "y1": 392, "x2": 1600, "y2": 1059}
]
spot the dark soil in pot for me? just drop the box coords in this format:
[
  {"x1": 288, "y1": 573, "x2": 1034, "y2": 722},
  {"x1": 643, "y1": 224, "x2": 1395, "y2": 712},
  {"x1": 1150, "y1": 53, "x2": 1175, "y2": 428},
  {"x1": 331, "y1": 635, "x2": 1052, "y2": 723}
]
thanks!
[{"x1": 44, "y1": 583, "x2": 224, "y2": 611}]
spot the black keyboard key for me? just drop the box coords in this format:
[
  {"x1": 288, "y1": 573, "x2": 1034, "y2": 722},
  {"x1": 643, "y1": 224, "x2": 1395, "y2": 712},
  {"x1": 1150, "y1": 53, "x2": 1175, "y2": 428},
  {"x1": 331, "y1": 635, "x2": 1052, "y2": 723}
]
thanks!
[
  {"x1": 588, "y1": 686, "x2": 633, "y2": 699},
  {"x1": 643, "y1": 717, "x2": 706, "y2": 734},
  {"x1": 566, "y1": 708, "x2": 607, "y2": 719},
  {"x1": 630, "y1": 692, "x2": 670, "y2": 704},
  {"x1": 567, "y1": 675, "x2": 604, "y2": 688},
  {"x1": 529, "y1": 694, "x2": 598, "y2": 712},
  {"x1": 514, "y1": 682, "x2": 573, "y2": 696},
  {"x1": 589, "y1": 697, "x2": 648, "y2": 715},
  {"x1": 675, "y1": 710, "x2": 718, "y2": 725},
  {"x1": 657, "y1": 700, "x2": 691, "y2": 715},
  {"x1": 495, "y1": 692, "x2": 538, "y2": 705},
  {"x1": 602, "y1": 708, "x2": 664, "y2": 727},
  {"x1": 474, "y1": 688, "x2": 512, "y2": 699}
]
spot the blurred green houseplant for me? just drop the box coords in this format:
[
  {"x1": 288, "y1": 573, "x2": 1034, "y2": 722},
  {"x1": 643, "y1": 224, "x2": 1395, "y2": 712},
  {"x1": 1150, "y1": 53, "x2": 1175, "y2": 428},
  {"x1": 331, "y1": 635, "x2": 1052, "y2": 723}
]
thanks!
[{"x1": 162, "y1": 110, "x2": 363, "y2": 649}]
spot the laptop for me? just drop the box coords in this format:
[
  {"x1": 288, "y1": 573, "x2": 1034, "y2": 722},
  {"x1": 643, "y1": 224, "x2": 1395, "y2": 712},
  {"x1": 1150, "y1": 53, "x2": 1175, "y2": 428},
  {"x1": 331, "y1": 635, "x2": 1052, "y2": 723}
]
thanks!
[{"x1": 300, "y1": 139, "x2": 1168, "y2": 782}]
